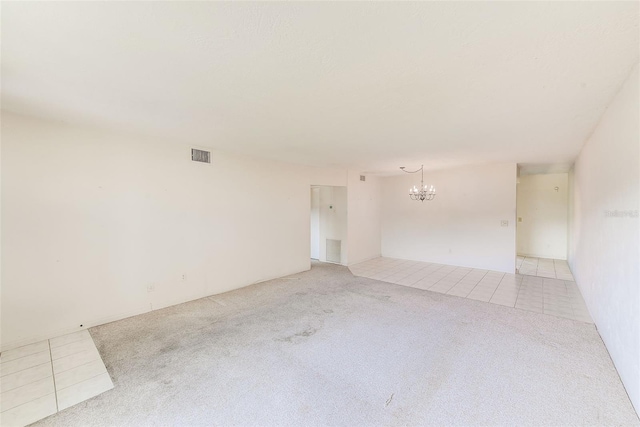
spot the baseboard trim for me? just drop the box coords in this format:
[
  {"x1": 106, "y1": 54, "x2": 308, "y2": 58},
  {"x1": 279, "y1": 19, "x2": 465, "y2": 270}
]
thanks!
[
  {"x1": 0, "y1": 306, "x2": 149, "y2": 353},
  {"x1": 517, "y1": 252, "x2": 567, "y2": 260},
  {"x1": 1, "y1": 266, "x2": 310, "y2": 353}
]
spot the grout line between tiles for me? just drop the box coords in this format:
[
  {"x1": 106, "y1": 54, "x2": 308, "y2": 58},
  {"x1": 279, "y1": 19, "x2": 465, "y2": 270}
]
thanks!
[
  {"x1": 457, "y1": 270, "x2": 487, "y2": 298},
  {"x1": 49, "y1": 335, "x2": 91, "y2": 350},
  {"x1": 55, "y1": 371, "x2": 108, "y2": 392},
  {"x1": 53, "y1": 355, "x2": 102, "y2": 375},
  {"x1": 0, "y1": 362, "x2": 53, "y2": 394},
  {"x1": 50, "y1": 340, "x2": 97, "y2": 362},
  {"x1": 487, "y1": 272, "x2": 507, "y2": 302},
  {"x1": 48, "y1": 340, "x2": 59, "y2": 412},
  {"x1": 0, "y1": 392, "x2": 56, "y2": 415},
  {"x1": 0, "y1": 356, "x2": 54, "y2": 378},
  {"x1": 425, "y1": 265, "x2": 465, "y2": 291},
  {"x1": 0, "y1": 349, "x2": 51, "y2": 369},
  {"x1": 463, "y1": 270, "x2": 489, "y2": 296},
  {"x1": 514, "y1": 281, "x2": 527, "y2": 308}
]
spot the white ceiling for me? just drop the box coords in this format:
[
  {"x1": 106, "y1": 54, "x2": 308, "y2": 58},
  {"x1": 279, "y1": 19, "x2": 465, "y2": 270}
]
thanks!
[{"x1": 2, "y1": 2, "x2": 638, "y2": 173}]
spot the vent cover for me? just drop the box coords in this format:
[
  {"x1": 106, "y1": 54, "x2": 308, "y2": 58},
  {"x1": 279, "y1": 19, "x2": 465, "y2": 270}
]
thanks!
[
  {"x1": 326, "y1": 239, "x2": 341, "y2": 263},
  {"x1": 191, "y1": 149, "x2": 211, "y2": 163},
  {"x1": 360, "y1": 175, "x2": 366, "y2": 181}
]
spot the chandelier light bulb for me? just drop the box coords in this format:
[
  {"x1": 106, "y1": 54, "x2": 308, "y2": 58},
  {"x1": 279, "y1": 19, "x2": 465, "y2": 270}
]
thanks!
[{"x1": 400, "y1": 164, "x2": 437, "y2": 202}]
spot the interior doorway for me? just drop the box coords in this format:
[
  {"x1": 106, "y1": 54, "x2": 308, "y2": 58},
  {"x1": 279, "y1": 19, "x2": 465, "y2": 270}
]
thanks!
[
  {"x1": 310, "y1": 185, "x2": 347, "y2": 265},
  {"x1": 310, "y1": 187, "x2": 320, "y2": 260},
  {"x1": 516, "y1": 171, "x2": 569, "y2": 274}
]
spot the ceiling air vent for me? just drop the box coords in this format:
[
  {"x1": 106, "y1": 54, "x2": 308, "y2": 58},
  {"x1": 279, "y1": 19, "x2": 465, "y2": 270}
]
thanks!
[
  {"x1": 360, "y1": 175, "x2": 366, "y2": 181},
  {"x1": 191, "y1": 148, "x2": 211, "y2": 163}
]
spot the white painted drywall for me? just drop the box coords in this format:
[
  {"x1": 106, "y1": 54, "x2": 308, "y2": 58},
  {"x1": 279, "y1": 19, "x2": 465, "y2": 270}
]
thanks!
[
  {"x1": 0, "y1": 112, "x2": 318, "y2": 350},
  {"x1": 309, "y1": 167, "x2": 347, "y2": 187},
  {"x1": 568, "y1": 63, "x2": 639, "y2": 414},
  {"x1": 347, "y1": 172, "x2": 382, "y2": 265},
  {"x1": 516, "y1": 173, "x2": 568, "y2": 259},
  {"x1": 310, "y1": 187, "x2": 320, "y2": 259},
  {"x1": 317, "y1": 186, "x2": 348, "y2": 265},
  {"x1": 381, "y1": 163, "x2": 517, "y2": 273}
]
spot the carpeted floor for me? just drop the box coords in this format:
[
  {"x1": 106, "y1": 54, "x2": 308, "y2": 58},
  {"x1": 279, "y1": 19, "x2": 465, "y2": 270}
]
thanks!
[{"x1": 34, "y1": 262, "x2": 639, "y2": 426}]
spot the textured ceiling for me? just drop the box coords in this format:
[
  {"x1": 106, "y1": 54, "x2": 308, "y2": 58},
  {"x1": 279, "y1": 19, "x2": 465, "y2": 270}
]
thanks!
[{"x1": 2, "y1": 2, "x2": 638, "y2": 173}]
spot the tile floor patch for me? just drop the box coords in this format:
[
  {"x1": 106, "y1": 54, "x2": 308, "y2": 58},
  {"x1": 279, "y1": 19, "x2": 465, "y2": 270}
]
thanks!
[
  {"x1": 52, "y1": 347, "x2": 101, "y2": 374},
  {"x1": 51, "y1": 338, "x2": 96, "y2": 361},
  {"x1": 54, "y1": 360, "x2": 107, "y2": 390},
  {"x1": 0, "y1": 376, "x2": 55, "y2": 413},
  {"x1": 516, "y1": 256, "x2": 575, "y2": 280},
  {"x1": 49, "y1": 330, "x2": 91, "y2": 349},
  {"x1": 0, "y1": 394, "x2": 57, "y2": 427},
  {"x1": 0, "y1": 342, "x2": 50, "y2": 364},
  {"x1": 0, "y1": 363, "x2": 52, "y2": 394},
  {"x1": 57, "y1": 372, "x2": 113, "y2": 411},
  {"x1": 0, "y1": 331, "x2": 113, "y2": 427},
  {"x1": 0, "y1": 351, "x2": 51, "y2": 378},
  {"x1": 350, "y1": 257, "x2": 592, "y2": 324}
]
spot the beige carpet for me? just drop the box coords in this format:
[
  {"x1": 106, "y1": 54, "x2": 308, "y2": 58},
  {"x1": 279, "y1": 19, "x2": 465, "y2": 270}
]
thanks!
[{"x1": 33, "y1": 262, "x2": 639, "y2": 426}]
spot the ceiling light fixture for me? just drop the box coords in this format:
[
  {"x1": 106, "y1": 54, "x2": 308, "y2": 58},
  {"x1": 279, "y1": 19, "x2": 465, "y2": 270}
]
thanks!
[{"x1": 400, "y1": 165, "x2": 436, "y2": 202}]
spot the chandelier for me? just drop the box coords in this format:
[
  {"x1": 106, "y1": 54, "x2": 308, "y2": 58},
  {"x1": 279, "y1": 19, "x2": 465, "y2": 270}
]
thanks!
[{"x1": 400, "y1": 165, "x2": 436, "y2": 202}]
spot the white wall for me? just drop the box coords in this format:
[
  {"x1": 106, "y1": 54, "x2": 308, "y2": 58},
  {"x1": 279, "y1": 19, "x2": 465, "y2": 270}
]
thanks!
[
  {"x1": 1, "y1": 112, "x2": 317, "y2": 350},
  {"x1": 516, "y1": 173, "x2": 568, "y2": 259},
  {"x1": 568, "y1": 63, "x2": 639, "y2": 414},
  {"x1": 309, "y1": 167, "x2": 347, "y2": 188},
  {"x1": 347, "y1": 171, "x2": 382, "y2": 265},
  {"x1": 381, "y1": 163, "x2": 517, "y2": 273}
]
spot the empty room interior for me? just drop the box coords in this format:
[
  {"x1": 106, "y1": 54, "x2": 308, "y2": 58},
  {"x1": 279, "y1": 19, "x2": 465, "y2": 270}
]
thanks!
[{"x1": 1, "y1": 2, "x2": 639, "y2": 426}]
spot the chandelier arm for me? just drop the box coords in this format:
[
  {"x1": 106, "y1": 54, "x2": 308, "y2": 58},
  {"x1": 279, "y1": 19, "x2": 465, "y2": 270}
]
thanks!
[{"x1": 402, "y1": 164, "x2": 436, "y2": 202}]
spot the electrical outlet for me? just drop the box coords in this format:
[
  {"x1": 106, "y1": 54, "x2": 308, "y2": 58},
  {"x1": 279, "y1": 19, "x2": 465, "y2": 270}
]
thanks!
[
  {"x1": 146, "y1": 284, "x2": 155, "y2": 293},
  {"x1": 501, "y1": 220, "x2": 509, "y2": 227},
  {"x1": 181, "y1": 273, "x2": 187, "y2": 281}
]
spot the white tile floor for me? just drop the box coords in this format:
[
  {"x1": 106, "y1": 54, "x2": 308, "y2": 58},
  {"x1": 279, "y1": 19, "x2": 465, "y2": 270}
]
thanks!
[
  {"x1": 0, "y1": 330, "x2": 113, "y2": 427},
  {"x1": 516, "y1": 256, "x2": 574, "y2": 280},
  {"x1": 350, "y1": 257, "x2": 593, "y2": 323}
]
